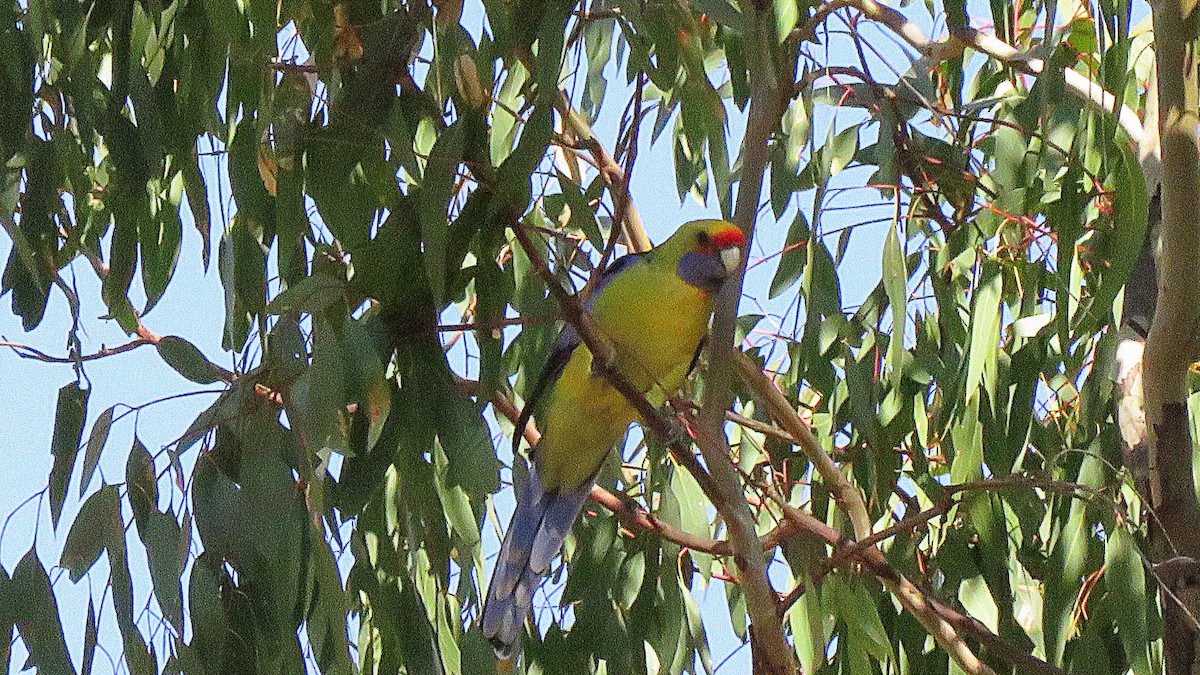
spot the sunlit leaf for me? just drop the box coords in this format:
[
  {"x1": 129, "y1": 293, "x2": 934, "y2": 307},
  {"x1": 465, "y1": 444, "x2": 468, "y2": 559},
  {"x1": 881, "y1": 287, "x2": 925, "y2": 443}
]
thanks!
[{"x1": 156, "y1": 335, "x2": 225, "y2": 384}]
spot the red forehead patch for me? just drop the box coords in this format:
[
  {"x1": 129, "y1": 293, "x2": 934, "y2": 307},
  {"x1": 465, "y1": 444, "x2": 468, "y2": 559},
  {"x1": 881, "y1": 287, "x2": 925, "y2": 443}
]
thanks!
[{"x1": 711, "y1": 227, "x2": 745, "y2": 249}]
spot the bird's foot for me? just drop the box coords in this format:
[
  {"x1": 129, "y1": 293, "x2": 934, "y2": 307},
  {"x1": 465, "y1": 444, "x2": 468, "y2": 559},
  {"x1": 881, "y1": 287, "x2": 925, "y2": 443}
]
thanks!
[
  {"x1": 663, "y1": 413, "x2": 695, "y2": 448},
  {"x1": 589, "y1": 341, "x2": 619, "y2": 378}
]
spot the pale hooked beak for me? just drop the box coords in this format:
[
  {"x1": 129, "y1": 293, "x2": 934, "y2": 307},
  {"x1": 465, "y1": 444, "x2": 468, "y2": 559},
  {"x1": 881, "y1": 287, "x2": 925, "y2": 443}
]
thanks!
[{"x1": 719, "y1": 246, "x2": 742, "y2": 275}]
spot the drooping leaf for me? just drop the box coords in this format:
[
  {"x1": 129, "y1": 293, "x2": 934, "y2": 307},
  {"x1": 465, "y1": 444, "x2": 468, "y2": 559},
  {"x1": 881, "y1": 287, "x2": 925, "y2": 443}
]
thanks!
[
  {"x1": 78, "y1": 405, "x2": 115, "y2": 496},
  {"x1": 59, "y1": 484, "x2": 120, "y2": 582},
  {"x1": 48, "y1": 382, "x2": 89, "y2": 529},
  {"x1": 156, "y1": 335, "x2": 225, "y2": 384},
  {"x1": 139, "y1": 510, "x2": 188, "y2": 634},
  {"x1": 80, "y1": 597, "x2": 97, "y2": 675},
  {"x1": 1106, "y1": 525, "x2": 1151, "y2": 675},
  {"x1": 9, "y1": 548, "x2": 76, "y2": 675},
  {"x1": 125, "y1": 436, "x2": 158, "y2": 525}
]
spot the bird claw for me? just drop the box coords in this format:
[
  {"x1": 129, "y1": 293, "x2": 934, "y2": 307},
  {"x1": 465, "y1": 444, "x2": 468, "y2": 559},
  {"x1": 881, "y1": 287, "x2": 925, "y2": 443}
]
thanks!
[
  {"x1": 590, "y1": 341, "x2": 618, "y2": 377},
  {"x1": 663, "y1": 415, "x2": 692, "y2": 448}
]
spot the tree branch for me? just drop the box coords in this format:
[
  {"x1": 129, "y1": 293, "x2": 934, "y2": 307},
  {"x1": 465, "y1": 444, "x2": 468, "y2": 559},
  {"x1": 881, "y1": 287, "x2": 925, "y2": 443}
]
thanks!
[
  {"x1": 1, "y1": 339, "x2": 153, "y2": 363},
  {"x1": 1148, "y1": 4, "x2": 1200, "y2": 673},
  {"x1": 799, "y1": 0, "x2": 1145, "y2": 144},
  {"x1": 735, "y1": 352, "x2": 995, "y2": 675},
  {"x1": 689, "y1": 4, "x2": 800, "y2": 670}
]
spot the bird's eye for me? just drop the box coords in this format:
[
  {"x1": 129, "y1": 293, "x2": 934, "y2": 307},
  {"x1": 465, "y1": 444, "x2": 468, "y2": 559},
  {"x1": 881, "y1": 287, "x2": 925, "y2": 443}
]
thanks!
[{"x1": 696, "y1": 231, "x2": 711, "y2": 247}]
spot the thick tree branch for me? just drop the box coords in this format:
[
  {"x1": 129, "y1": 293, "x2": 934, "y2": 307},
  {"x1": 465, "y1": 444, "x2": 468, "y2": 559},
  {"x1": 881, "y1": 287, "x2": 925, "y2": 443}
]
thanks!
[
  {"x1": 689, "y1": 5, "x2": 800, "y2": 671},
  {"x1": 1148, "y1": 2, "x2": 1200, "y2": 670}
]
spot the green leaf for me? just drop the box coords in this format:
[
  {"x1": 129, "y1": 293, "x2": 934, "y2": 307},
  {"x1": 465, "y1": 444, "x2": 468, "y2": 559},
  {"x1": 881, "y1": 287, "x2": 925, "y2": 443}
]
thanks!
[
  {"x1": 420, "y1": 122, "x2": 465, "y2": 308},
  {"x1": 140, "y1": 510, "x2": 187, "y2": 633},
  {"x1": 825, "y1": 125, "x2": 859, "y2": 177},
  {"x1": 156, "y1": 335, "x2": 224, "y2": 384},
  {"x1": 295, "y1": 318, "x2": 347, "y2": 453},
  {"x1": 109, "y1": 532, "x2": 157, "y2": 675},
  {"x1": 9, "y1": 548, "x2": 76, "y2": 675},
  {"x1": 187, "y1": 554, "x2": 230, "y2": 670},
  {"x1": 882, "y1": 222, "x2": 907, "y2": 391},
  {"x1": 2, "y1": 140, "x2": 59, "y2": 331},
  {"x1": 183, "y1": 151, "x2": 213, "y2": 270},
  {"x1": 580, "y1": 18, "x2": 613, "y2": 119},
  {"x1": 79, "y1": 405, "x2": 115, "y2": 497},
  {"x1": 964, "y1": 260, "x2": 1001, "y2": 404},
  {"x1": 1106, "y1": 526, "x2": 1151, "y2": 675},
  {"x1": 769, "y1": 210, "x2": 811, "y2": 298},
  {"x1": 662, "y1": 467, "x2": 713, "y2": 579},
  {"x1": 1085, "y1": 143, "x2": 1149, "y2": 326},
  {"x1": 433, "y1": 439, "x2": 480, "y2": 552},
  {"x1": 0, "y1": 6, "x2": 31, "y2": 165},
  {"x1": 1045, "y1": 448, "x2": 1105, "y2": 663},
  {"x1": 306, "y1": 533, "x2": 355, "y2": 675},
  {"x1": 80, "y1": 597, "x2": 97, "y2": 675},
  {"x1": 438, "y1": 381, "x2": 501, "y2": 499},
  {"x1": 49, "y1": 382, "x2": 89, "y2": 529},
  {"x1": 949, "y1": 398, "x2": 983, "y2": 484},
  {"x1": 103, "y1": 115, "x2": 148, "y2": 334},
  {"x1": 140, "y1": 173, "x2": 184, "y2": 313},
  {"x1": 839, "y1": 575, "x2": 893, "y2": 662},
  {"x1": 725, "y1": 579, "x2": 747, "y2": 640},
  {"x1": 264, "y1": 273, "x2": 348, "y2": 315},
  {"x1": 0, "y1": 561, "x2": 12, "y2": 671},
  {"x1": 60, "y1": 485, "x2": 120, "y2": 582},
  {"x1": 125, "y1": 436, "x2": 158, "y2": 525}
]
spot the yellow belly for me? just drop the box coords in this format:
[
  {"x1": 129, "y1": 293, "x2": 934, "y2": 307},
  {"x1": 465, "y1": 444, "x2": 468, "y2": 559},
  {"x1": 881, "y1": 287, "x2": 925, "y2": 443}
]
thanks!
[{"x1": 533, "y1": 262, "x2": 714, "y2": 492}]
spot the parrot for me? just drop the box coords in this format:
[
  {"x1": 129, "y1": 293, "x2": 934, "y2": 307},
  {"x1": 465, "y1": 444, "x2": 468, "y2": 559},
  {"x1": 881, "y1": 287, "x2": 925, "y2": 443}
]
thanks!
[{"x1": 480, "y1": 219, "x2": 746, "y2": 657}]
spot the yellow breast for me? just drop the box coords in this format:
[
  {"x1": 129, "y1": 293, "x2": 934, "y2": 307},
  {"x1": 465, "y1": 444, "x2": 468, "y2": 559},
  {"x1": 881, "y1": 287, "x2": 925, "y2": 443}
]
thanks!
[{"x1": 533, "y1": 260, "x2": 715, "y2": 491}]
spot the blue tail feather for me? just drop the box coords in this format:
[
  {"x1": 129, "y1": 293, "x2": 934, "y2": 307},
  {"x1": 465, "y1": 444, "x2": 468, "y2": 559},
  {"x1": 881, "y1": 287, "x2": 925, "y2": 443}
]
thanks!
[{"x1": 481, "y1": 466, "x2": 593, "y2": 657}]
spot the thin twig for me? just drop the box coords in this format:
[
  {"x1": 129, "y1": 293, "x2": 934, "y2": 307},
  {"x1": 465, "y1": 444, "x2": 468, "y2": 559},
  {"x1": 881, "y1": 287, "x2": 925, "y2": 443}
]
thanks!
[
  {"x1": 554, "y1": 92, "x2": 652, "y2": 252},
  {"x1": 593, "y1": 71, "x2": 647, "y2": 283},
  {"x1": 798, "y1": 0, "x2": 1145, "y2": 144},
  {"x1": 1, "y1": 339, "x2": 153, "y2": 363}
]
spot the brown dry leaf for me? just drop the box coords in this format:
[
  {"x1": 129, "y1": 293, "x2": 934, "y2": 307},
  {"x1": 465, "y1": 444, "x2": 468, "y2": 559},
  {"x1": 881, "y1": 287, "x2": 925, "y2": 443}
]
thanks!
[
  {"x1": 257, "y1": 149, "x2": 278, "y2": 196},
  {"x1": 333, "y1": 4, "x2": 363, "y2": 61}
]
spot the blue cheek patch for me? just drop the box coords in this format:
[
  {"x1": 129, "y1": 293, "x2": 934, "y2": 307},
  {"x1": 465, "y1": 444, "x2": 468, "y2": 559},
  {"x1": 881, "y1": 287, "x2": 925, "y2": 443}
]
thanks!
[{"x1": 678, "y1": 251, "x2": 726, "y2": 291}]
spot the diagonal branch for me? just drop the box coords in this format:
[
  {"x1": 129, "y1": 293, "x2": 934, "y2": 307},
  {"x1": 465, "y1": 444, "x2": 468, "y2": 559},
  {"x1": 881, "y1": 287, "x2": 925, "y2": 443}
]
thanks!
[
  {"x1": 735, "y1": 351, "x2": 996, "y2": 675},
  {"x1": 509, "y1": 223, "x2": 723, "y2": 503},
  {"x1": 799, "y1": 0, "x2": 1146, "y2": 145}
]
